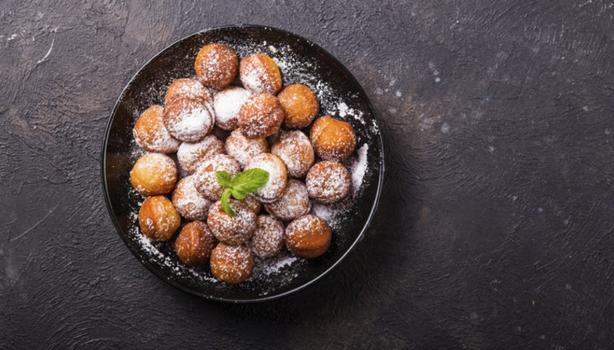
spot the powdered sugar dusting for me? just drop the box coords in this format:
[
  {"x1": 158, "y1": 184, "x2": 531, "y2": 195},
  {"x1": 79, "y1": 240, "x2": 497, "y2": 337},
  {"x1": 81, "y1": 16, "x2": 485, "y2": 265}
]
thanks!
[
  {"x1": 213, "y1": 86, "x2": 251, "y2": 128},
  {"x1": 306, "y1": 161, "x2": 351, "y2": 203},
  {"x1": 250, "y1": 215, "x2": 285, "y2": 258},
  {"x1": 351, "y1": 144, "x2": 369, "y2": 196},
  {"x1": 176, "y1": 135, "x2": 224, "y2": 174},
  {"x1": 173, "y1": 106, "x2": 211, "y2": 136},
  {"x1": 245, "y1": 154, "x2": 287, "y2": 203},
  {"x1": 172, "y1": 176, "x2": 211, "y2": 221},
  {"x1": 135, "y1": 232, "x2": 218, "y2": 283},
  {"x1": 258, "y1": 255, "x2": 299, "y2": 276},
  {"x1": 225, "y1": 129, "x2": 269, "y2": 169},
  {"x1": 311, "y1": 199, "x2": 353, "y2": 232}
]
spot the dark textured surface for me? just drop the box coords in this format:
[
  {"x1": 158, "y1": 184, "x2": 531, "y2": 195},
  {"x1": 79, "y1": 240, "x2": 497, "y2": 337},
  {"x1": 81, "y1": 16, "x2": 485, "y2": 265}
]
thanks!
[{"x1": 2, "y1": 0, "x2": 614, "y2": 349}]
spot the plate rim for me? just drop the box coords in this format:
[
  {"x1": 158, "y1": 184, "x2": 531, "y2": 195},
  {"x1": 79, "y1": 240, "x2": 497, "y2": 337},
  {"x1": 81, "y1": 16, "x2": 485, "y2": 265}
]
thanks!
[{"x1": 101, "y1": 24, "x2": 386, "y2": 303}]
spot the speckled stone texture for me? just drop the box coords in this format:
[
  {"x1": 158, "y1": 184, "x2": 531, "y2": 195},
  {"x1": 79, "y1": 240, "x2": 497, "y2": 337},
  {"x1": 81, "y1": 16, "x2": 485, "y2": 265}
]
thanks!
[{"x1": 2, "y1": 1, "x2": 614, "y2": 349}]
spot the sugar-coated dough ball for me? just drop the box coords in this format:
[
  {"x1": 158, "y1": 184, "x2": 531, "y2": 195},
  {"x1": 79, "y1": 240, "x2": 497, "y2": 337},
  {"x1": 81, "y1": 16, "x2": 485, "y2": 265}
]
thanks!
[
  {"x1": 265, "y1": 179, "x2": 311, "y2": 222},
  {"x1": 174, "y1": 221, "x2": 217, "y2": 266},
  {"x1": 278, "y1": 84, "x2": 319, "y2": 129},
  {"x1": 213, "y1": 87, "x2": 251, "y2": 130},
  {"x1": 193, "y1": 154, "x2": 240, "y2": 201},
  {"x1": 210, "y1": 243, "x2": 254, "y2": 284},
  {"x1": 164, "y1": 78, "x2": 212, "y2": 105},
  {"x1": 138, "y1": 196, "x2": 181, "y2": 241},
  {"x1": 238, "y1": 93, "x2": 285, "y2": 138},
  {"x1": 243, "y1": 195, "x2": 262, "y2": 215},
  {"x1": 207, "y1": 200, "x2": 257, "y2": 246},
  {"x1": 271, "y1": 130, "x2": 315, "y2": 178},
  {"x1": 285, "y1": 215, "x2": 332, "y2": 258},
  {"x1": 130, "y1": 153, "x2": 177, "y2": 195},
  {"x1": 163, "y1": 96, "x2": 215, "y2": 142},
  {"x1": 133, "y1": 105, "x2": 180, "y2": 153},
  {"x1": 172, "y1": 176, "x2": 212, "y2": 221},
  {"x1": 224, "y1": 129, "x2": 268, "y2": 169},
  {"x1": 306, "y1": 161, "x2": 351, "y2": 204},
  {"x1": 250, "y1": 215, "x2": 285, "y2": 259},
  {"x1": 194, "y1": 43, "x2": 239, "y2": 90},
  {"x1": 239, "y1": 53, "x2": 282, "y2": 94},
  {"x1": 244, "y1": 153, "x2": 288, "y2": 203},
  {"x1": 310, "y1": 115, "x2": 357, "y2": 161},
  {"x1": 176, "y1": 135, "x2": 225, "y2": 174}
]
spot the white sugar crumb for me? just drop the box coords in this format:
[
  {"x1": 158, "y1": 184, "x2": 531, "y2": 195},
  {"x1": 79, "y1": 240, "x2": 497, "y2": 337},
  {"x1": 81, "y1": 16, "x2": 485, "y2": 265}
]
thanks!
[
  {"x1": 351, "y1": 144, "x2": 369, "y2": 196},
  {"x1": 311, "y1": 199, "x2": 353, "y2": 232},
  {"x1": 338, "y1": 102, "x2": 349, "y2": 117},
  {"x1": 312, "y1": 203, "x2": 333, "y2": 221},
  {"x1": 258, "y1": 256, "x2": 299, "y2": 276},
  {"x1": 268, "y1": 45, "x2": 277, "y2": 53}
]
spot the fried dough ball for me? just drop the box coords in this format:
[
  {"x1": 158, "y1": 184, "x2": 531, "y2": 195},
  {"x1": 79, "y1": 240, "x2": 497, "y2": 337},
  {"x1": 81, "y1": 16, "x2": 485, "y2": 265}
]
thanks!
[
  {"x1": 130, "y1": 153, "x2": 177, "y2": 195},
  {"x1": 278, "y1": 84, "x2": 319, "y2": 129},
  {"x1": 238, "y1": 93, "x2": 285, "y2": 138},
  {"x1": 239, "y1": 53, "x2": 282, "y2": 94},
  {"x1": 133, "y1": 105, "x2": 180, "y2": 153},
  {"x1": 244, "y1": 153, "x2": 288, "y2": 203},
  {"x1": 210, "y1": 243, "x2": 254, "y2": 284},
  {"x1": 251, "y1": 215, "x2": 285, "y2": 259},
  {"x1": 171, "y1": 176, "x2": 212, "y2": 221},
  {"x1": 305, "y1": 161, "x2": 351, "y2": 203},
  {"x1": 271, "y1": 130, "x2": 315, "y2": 178},
  {"x1": 285, "y1": 215, "x2": 332, "y2": 258},
  {"x1": 309, "y1": 115, "x2": 357, "y2": 161},
  {"x1": 243, "y1": 195, "x2": 262, "y2": 214},
  {"x1": 224, "y1": 129, "x2": 268, "y2": 168},
  {"x1": 265, "y1": 179, "x2": 311, "y2": 222},
  {"x1": 213, "y1": 87, "x2": 251, "y2": 130},
  {"x1": 193, "y1": 154, "x2": 240, "y2": 201},
  {"x1": 176, "y1": 135, "x2": 224, "y2": 174},
  {"x1": 138, "y1": 196, "x2": 181, "y2": 241},
  {"x1": 207, "y1": 200, "x2": 257, "y2": 246},
  {"x1": 194, "y1": 43, "x2": 238, "y2": 90},
  {"x1": 163, "y1": 96, "x2": 215, "y2": 142},
  {"x1": 174, "y1": 221, "x2": 217, "y2": 266},
  {"x1": 164, "y1": 78, "x2": 212, "y2": 105}
]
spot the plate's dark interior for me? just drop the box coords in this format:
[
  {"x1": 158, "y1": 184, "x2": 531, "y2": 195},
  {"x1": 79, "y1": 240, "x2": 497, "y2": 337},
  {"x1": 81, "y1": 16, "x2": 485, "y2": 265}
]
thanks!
[{"x1": 103, "y1": 26, "x2": 384, "y2": 302}]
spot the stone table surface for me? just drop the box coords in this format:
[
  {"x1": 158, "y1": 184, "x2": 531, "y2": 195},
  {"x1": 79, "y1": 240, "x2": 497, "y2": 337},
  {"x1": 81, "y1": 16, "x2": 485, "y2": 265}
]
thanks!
[{"x1": 2, "y1": 1, "x2": 614, "y2": 349}]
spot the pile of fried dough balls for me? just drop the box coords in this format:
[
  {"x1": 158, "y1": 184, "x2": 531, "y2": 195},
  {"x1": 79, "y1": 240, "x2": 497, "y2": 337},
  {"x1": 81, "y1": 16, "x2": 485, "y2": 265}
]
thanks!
[{"x1": 130, "y1": 43, "x2": 357, "y2": 284}]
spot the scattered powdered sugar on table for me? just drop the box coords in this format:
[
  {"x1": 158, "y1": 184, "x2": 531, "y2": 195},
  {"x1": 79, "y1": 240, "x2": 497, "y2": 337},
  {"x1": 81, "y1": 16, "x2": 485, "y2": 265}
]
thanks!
[{"x1": 351, "y1": 144, "x2": 369, "y2": 196}]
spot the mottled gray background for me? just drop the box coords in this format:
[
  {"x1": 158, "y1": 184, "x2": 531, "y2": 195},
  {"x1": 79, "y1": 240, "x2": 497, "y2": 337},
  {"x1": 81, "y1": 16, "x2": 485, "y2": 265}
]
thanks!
[{"x1": 2, "y1": 1, "x2": 614, "y2": 349}]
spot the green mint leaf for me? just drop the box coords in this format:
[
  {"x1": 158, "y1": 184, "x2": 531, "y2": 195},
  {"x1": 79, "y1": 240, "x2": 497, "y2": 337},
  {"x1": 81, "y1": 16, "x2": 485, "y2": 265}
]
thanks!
[
  {"x1": 230, "y1": 168, "x2": 269, "y2": 195},
  {"x1": 231, "y1": 188, "x2": 249, "y2": 200},
  {"x1": 220, "y1": 188, "x2": 235, "y2": 216},
  {"x1": 216, "y1": 171, "x2": 233, "y2": 189}
]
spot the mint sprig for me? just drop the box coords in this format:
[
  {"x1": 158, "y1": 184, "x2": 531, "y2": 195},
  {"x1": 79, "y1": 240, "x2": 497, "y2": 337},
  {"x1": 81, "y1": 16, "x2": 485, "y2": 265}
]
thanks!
[{"x1": 216, "y1": 168, "x2": 269, "y2": 216}]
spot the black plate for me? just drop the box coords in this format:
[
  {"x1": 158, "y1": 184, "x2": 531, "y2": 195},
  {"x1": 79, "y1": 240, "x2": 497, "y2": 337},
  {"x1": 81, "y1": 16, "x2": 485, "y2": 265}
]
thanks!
[{"x1": 102, "y1": 25, "x2": 384, "y2": 302}]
